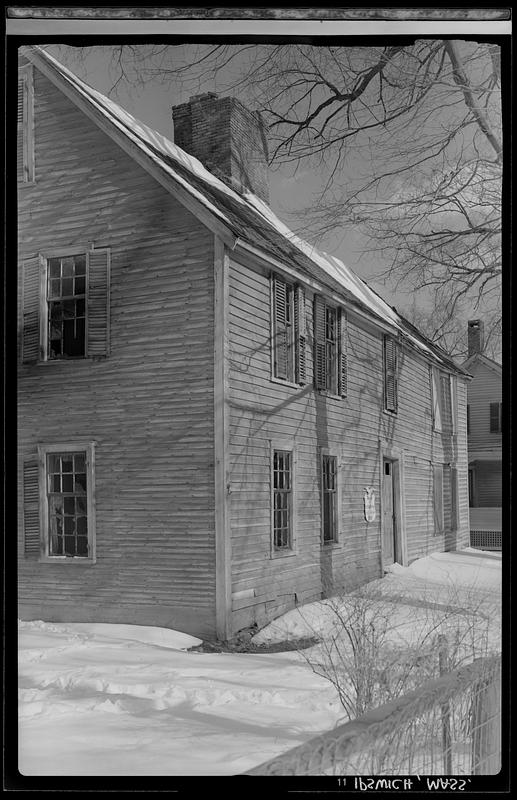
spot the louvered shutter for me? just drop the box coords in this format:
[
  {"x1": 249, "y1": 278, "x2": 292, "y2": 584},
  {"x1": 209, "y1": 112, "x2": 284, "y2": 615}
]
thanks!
[
  {"x1": 87, "y1": 248, "x2": 110, "y2": 358},
  {"x1": 338, "y1": 308, "x2": 348, "y2": 397},
  {"x1": 22, "y1": 256, "x2": 42, "y2": 363},
  {"x1": 384, "y1": 336, "x2": 397, "y2": 412},
  {"x1": 314, "y1": 296, "x2": 326, "y2": 390},
  {"x1": 431, "y1": 368, "x2": 442, "y2": 431},
  {"x1": 272, "y1": 275, "x2": 288, "y2": 379},
  {"x1": 17, "y1": 75, "x2": 25, "y2": 179},
  {"x1": 490, "y1": 402, "x2": 500, "y2": 433},
  {"x1": 433, "y1": 464, "x2": 444, "y2": 534},
  {"x1": 450, "y1": 466, "x2": 458, "y2": 531},
  {"x1": 294, "y1": 285, "x2": 306, "y2": 385},
  {"x1": 23, "y1": 459, "x2": 41, "y2": 558}
]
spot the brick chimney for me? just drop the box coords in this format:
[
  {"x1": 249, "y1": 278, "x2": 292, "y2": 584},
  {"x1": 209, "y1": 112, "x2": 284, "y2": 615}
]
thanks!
[
  {"x1": 468, "y1": 319, "x2": 485, "y2": 356},
  {"x1": 172, "y1": 93, "x2": 269, "y2": 204}
]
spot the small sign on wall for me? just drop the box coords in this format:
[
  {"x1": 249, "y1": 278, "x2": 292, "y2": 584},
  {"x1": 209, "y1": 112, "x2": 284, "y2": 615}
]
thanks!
[{"x1": 364, "y1": 486, "x2": 376, "y2": 522}]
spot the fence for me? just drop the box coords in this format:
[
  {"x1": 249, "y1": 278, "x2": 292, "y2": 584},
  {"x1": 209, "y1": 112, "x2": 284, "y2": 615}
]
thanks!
[{"x1": 244, "y1": 654, "x2": 501, "y2": 776}]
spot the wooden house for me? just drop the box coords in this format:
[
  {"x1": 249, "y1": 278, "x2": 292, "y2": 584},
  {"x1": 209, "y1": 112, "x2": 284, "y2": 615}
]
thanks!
[
  {"x1": 17, "y1": 46, "x2": 472, "y2": 640},
  {"x1": 462, "y1": 321, "x2": 502, "y2": 549}
]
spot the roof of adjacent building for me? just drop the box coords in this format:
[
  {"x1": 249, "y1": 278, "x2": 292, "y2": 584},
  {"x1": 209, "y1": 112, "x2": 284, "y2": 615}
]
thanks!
[
  {"x1": 461, "y1": 352, "x2": 502, "y2": 376},
  {"x1": 23, "y1": 45, "x2": 470, "y2": 377}
]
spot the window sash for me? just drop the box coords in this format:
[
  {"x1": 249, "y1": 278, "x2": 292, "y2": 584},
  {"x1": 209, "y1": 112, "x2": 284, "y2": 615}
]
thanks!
[
  {"x1": 490, "y1": 402, "x2": 502, "y2": 433},
  {"x1": 273, "y1": 449, "x2": 292, "y2": 549},
  {"x1": 46, "y1": 254, "x2": 88, "y2": 359},
  {"x1": 322, "y1": 455, "x2": 338, "y2": 543}
]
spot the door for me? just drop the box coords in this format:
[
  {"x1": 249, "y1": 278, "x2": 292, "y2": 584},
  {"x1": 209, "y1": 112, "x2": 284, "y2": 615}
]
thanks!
[{"x1": 382, "y1": 459, "x2": 396, "y2": 565}]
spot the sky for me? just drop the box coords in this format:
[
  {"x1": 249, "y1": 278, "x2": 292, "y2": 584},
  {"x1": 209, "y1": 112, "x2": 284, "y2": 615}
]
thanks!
[{"x1": 10, "y1": 15, "x2": 507, "y2": 358}]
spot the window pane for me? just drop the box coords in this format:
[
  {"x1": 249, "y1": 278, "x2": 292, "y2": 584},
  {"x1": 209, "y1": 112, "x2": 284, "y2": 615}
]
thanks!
[
  {"x1": 48, "y1": 258, "x2": 61, "y2": 278},
  {"x1": 76, "y1": 516, "x2": 87, "y2": 535},
  {"x1": 64, "y1": 536, "x2": 76, "y2": 556},
  {"x1": 62, "y1": 277, "x2": 74, "y2": 296},
  {"x1": 76, "y1": 496, "x2": 87, "y2": 515},
  {"x1": 51, "y1": 474, "x2": 61, "y2": 492},
  {"x1": 74, "y1": 454, "x2": 86, "y2": 472},
  {"x1": 76, "y1": 537, "x2": 88, "y2": 556},
  {"x1": 49, "y1": 279, "x2": 61, "y2": 298},
  {"x1": 62, "y1": 458, "x2": 73, "y2": 473},
  {"x1": 74, "y1": 254, "x2": 86, "y2": 275},
  {"x1": 62, "y1": 474, "x2": 74, "y2": 492},
  {"x1": 64, "y1": 516, "x2": 75, "y2": 535},
  {"x1": 75, "y1": 276, "x2": 86, "y2": 295},
  {"x1": 49, "y1": 302, "x2": 63, "y2": 321},
  {"x1": 48, "y1": 454, "x2": 60, "y2": 473},
  {"x1": 50, "y1": 532, "x2": 62, "y2": 555},
  {"x1": 62, "y1": 258, "x2": 74, "y2": 277},
  {"x1": 63, "y1": 496, "x2": 75, "y2": 515},
  {"x1": 74, "y1": 473, "x2": 87, "y2": 492}
]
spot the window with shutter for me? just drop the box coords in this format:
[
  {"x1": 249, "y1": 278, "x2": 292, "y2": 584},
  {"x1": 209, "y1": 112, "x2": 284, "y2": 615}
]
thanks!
[
  {"x1": 490, "y1": 402, "x2": 502, "y2": 433},
  {"x1": 21, "y1": 248, "x2": 110, "y2": 363},
  {"x1": 433, "y1": 463, "x2": 444, "y2": 534},
  {"x1": 314, "y1": 296, "x2": 340, "y2": 395},
  {"x1": 271, "y1": 275, "x2": 305, "y2": 384},
  {"x1": 35, "y1": 442, "x2": 96, "y2": 562},
  {"x1": 23, "y1": 460, "x2": 40, "y2": 558},
  {"x1": 18, "y1": 65, "x2": 34, "y2": 183},
  {"x1": 383, "y1": 335, "x2": 398, "y2": 413}
]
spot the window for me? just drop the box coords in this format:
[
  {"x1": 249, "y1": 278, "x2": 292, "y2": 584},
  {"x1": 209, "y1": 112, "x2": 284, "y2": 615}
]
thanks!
[
  {"x1": 490, "y1": 402, "x2": 502, "y2": 433},
  {"x1": 18, "y1": 64, "x2": 34, "y2": 183},
  {"x1": 47, "y1": 254, "x2": 87, "y2": 358},
  {"x1": 322, "y1": 455, "x2": 338, "y2": 543},
  {"x1": 21, "y1": 248, "x2": 110, "y2": 363},
  {"x1": 433, "y1": 463, "x2": 458, "y2": 533},
  {"x1": 314, "y1": 296, "x2": 347, "y2": 396},
  {"x1": 431, "y1": 369, "x2": 456, "y2": 434},
  {"x1": 383, "y1": 335, "x2": 398, "y2": 413},
  {"x1": 272, "y1": 449, "x2": 292, "y2": 550},
  {"x1": 23, "y1": 442, "x2": 96, "y2": 561},
  {"x1": 271, "y1": 275, "x2": 306, "y2": 384}
]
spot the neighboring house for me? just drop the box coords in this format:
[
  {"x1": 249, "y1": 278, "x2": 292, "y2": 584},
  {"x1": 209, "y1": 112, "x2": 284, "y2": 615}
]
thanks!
[
  {"x1": 462, "y1": 320, "x2": 502, "y2": 550},
  {"x1": 17, "y1": 46, "x2": 472, "y2": 641}
]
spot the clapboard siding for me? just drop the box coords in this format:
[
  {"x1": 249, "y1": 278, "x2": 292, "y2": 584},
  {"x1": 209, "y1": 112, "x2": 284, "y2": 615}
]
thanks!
[
  {"x1": 18, "y1": 70, "x2": 217, "y2": 637},
  {"x1": 227, "y1": 258, "x2": 470, "y2": 630}
]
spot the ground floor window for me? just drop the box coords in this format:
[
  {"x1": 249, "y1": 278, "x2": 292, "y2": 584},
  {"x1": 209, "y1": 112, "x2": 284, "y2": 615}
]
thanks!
[
  {"x1": 37, "y1": 442, "x2": 96, "y2": 560},
  {"x1": 273, "y1": 449, "x2": 292, "y2": 550},
  {"x1": 322, "y1": 454, "x2": 338, "y2": 543}
]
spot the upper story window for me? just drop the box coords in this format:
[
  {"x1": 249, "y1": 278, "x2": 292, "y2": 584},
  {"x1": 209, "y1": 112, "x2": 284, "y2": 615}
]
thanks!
[
  {"x1": 431, "y1": 368, "x2": 456, "y2": 434},
  {"x1": 21, "y1": 247, "x2": 110, "y2": 364},
  {"x1": 490, "y1": 402, "x2": 502, "y2": 433},
  {"x1": 314, "y1": 296, "x2": 347, "y2": 396},
  {"x1": 383, "y1": 335, "x2": 398, "y2": 413},
  {"x1": 47, "y1": 255, "x2": 87, "y2": 358},
  {"x1": 18, "y1": 63, "x2": 34, "y2": 183},
  {"x1": 271, "y1": 275, "x2": 306, "y2": 384}
]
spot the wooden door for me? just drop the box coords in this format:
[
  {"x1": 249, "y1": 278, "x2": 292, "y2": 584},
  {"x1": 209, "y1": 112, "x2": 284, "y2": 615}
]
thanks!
[{"x1": 382, "y1": 459, "x2": 395, "y2": 565}]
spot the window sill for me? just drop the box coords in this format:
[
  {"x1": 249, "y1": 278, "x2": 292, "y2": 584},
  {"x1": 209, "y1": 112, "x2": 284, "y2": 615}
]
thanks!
[
  {"x1": 271, "y1": 548, "x2": 298, "y2": 560},
  {"x1": 317, "y1": 390, "x2": 342, "y2": 401},
  {"x1": 321, "y1": 539, "x2": 343, "y2": 549},
  {"x1": 38, "y1": 556, "x2": 96, "y2": 565},
  {"x1": 383, "y1": 408, "x2": 398, "y2": 417},
  {"x1": 270, "y1": 376, "x2": 302, "y2": 389}
]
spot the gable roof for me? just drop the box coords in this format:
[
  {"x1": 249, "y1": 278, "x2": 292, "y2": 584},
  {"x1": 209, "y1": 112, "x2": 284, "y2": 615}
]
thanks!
[
  {"x1": 461, "y1": 352, "x2": 502, "y2": 377},
  {"x1": 24, "y1": 45, "x2": 469, "y2": 377}
]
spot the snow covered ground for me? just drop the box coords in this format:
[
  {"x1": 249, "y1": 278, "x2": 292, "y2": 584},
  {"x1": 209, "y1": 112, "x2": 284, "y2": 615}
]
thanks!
[{"x1": 18, "y1": 549, "x2": 501, "y2": 777}]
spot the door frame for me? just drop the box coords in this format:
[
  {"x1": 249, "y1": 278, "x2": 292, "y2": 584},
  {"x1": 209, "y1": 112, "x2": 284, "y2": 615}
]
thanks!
[{"x1": 379, "y1": 443, "x2": 407, "y2": 569}]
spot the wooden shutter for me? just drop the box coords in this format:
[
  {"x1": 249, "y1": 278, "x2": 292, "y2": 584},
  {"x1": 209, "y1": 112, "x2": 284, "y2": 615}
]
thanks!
[
  {"x1": 23, "y1": 459, "x2": 40, "y2": 558},
  {"x1": 431, "y1": 368, "x2": 442, "y2": 432},
  {"x1": 272, "y1": 275, "x2": 288, "y2": 379},
  {"x1": 22, "y1": 256, "x2": 42, "y2": 363},
  {"x1": 384, "y1": 335, "x2": 397, "y2": 412},
  {"x1": 433, "y1": 464, "x2": 444, "y2": 534},
  {"x1": 314, "y1": 296, "x2": 326, "y2": 390},
  {"x1": 490, "y1": 402, "x2": 500, "y2": 433},
  {"x1": 338, "y1": 308, "x2": 348, "y2": 397},
  {"x1": 294, "y1": 285, "x2": 306, "y2": 385},
  {"x1": 450, "y1": 466, "x2": 458, "y2": 531},
  {"x1": 87, "y1": 248, "x2": 110, "y2": 358},
  {"x1": 17, "y1": 75, "x2": 25, "y2": 178}
]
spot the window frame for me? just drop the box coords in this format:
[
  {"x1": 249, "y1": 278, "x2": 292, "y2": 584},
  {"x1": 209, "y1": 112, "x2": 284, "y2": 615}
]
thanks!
[
  {"x1": 489, "y1": 401, "x2": 502, "y2": 433},
  {"x1": 431, "y1": 368, "x2": 457, "y2": 435},
  {"x1": 383, "y1": 334, "x2": 398, "y2": 414},
  {"x1": 37, "y1": 441, "x2": 96, "y2": 563},
  {"x1": 320, "y1": 450, "x2": 341, "y2": 545},
  {"x1": 44, "y1": 252, "x2": 89, "y2": 360},
  {"x1": 270, "y1": 442, "x2": 296, "y2": 557},
  {"x1": 18, "y1": 63, "x2": 35, "y2": 184}
]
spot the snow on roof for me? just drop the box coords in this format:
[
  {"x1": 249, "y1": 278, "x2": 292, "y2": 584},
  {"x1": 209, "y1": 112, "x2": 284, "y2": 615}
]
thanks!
[{"x1": 26, "y1": 45, "x2": 466, "y2": 375}]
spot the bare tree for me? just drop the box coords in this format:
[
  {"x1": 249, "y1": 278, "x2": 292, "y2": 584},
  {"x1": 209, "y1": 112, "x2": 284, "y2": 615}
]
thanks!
[{"x1": 48, "y1": 40, "x2": 503, "y2": 358}]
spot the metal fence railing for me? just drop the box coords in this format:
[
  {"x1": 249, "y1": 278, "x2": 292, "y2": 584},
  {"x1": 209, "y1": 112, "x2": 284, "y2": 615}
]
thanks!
[{"x1": 244, "y1": 654, "x2": 501, "y2": 776}]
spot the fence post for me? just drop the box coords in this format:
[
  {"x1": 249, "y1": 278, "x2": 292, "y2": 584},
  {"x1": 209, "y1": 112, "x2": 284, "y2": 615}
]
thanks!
[
  {"x1": 471, "y1": 668, "x2": 501, "y2": 774},
  {"x1": 438, "y1": 634, "x2": 452, "y2": 774}
]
